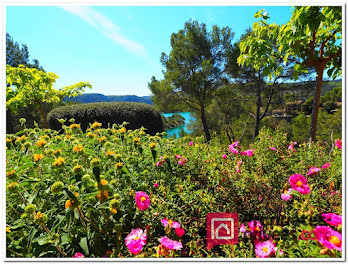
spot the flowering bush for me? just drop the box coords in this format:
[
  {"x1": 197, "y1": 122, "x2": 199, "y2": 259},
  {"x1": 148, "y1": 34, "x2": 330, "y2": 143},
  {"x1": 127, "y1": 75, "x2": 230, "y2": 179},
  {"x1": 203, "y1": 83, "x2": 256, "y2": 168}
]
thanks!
[{"x1": 6, "y1": 123, "x2": 342, "y2": 258}]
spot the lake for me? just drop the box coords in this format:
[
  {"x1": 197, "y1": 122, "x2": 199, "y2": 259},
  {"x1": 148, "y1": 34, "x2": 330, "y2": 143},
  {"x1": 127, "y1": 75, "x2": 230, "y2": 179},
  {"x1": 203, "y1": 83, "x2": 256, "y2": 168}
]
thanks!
[{"x1": 162, "y1": 112, "x2": 195, "y2": 138}]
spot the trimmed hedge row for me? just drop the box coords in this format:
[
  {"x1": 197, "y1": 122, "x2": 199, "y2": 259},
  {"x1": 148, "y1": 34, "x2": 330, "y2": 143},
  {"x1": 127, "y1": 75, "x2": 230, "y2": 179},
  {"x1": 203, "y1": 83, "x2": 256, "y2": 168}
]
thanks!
[{"x1": 47, "y1": 102, "x2": 164, "y2": 135}]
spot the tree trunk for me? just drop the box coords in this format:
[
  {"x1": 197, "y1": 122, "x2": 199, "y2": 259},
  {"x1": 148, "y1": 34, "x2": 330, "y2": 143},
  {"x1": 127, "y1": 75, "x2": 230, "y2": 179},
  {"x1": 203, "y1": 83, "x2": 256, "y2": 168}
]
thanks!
[
  {"x1": 253, "y1": 84, "x2": 262, "y2": 140},
  {"x1": 309, "y1": 65, "x2": 325, "y2": 144},
  {"x1": 38, "y1": 102, "x2": 49, "y2": 128},
  {"x1": 200, "y1": 105, "x2": 211, "y2": 142}
]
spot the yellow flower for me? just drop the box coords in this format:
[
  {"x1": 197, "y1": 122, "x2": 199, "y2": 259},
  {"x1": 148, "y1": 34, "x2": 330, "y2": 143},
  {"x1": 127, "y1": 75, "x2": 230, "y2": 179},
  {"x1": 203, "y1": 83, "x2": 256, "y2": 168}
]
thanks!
[
  {"x1": 36, "y1": 211, "x2": 43, "y2": 218},
  {"x1": 53, "y1": 149, "x2": 62, "y2": 155},
  {"x1": 87, "y1": 132, "x2": 95, "y2": 138},
  {"x1": 6, "y1": 138, "x2": 12, "y2": 143},
  {"x1": 118, "y1": 127, "x2": 126, "y2": 134},
  {"x1": 36, "y1": 139, "x2": 47, "y2": 147},
  {"x1": 115, "y1": 162, "x2": 123, "y2": 170},
  {"x1": 6, "y1": 170, "x2": 16, "y2": 177},
  {"x1": 70, "y1": 123, "x2": 80, "y2": 129},
  {"x1": 97, "y1": 136, "x2": 106, "y2": 143},
  {"x1": 91, "y1": 122, "x2": 102, "y2": 129},
  {"x1": 149, "y1": 142, "x2": 157, "y2": 149},
  {"x1": 96, "y1": 190, "x2": 109, "y2": 201},
  {"x1": 110, "y1": 208, "x2": 117, "y2": 214},
  {"x1": 65, "y1": 200, "x2": 72, "y2": 209},
  {"x1": 33, "y1": 154, "x2": 44, "y2": 162},
  {"x1": 65, "y1": 135, "x2": 71, "y2": 140},
  {"x1": 53, "y1": 157, "x2": 65, "y2": 166},
  {"x1": 100, "y1": 179, "x2": 108, "y2": 186},
  {"x1": 73, "y1": 144, "x2": 84, "y2": 153},
  {"x1": 106, "y1": 150, "x2": 115, "y2": 157},
  {"x1": 6, "y1": 226, "x2": 11, "y2": 233},
  {"x1": 134, "y1": 137, "x2": 140, "y2": 142},
  {"x1": 40, "y1": 135, "x2": 49, "y2": 140}
]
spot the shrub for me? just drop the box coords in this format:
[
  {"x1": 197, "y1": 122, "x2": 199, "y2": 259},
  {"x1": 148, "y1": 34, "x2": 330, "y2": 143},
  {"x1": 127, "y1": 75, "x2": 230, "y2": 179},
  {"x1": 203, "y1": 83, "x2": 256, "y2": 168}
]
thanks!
[
  {"x1": 323, "y1": 101, "x2": 338, "y2": 113},
  {"x1": 47, "y1": 102, "x2": 164, "y2": 135}
]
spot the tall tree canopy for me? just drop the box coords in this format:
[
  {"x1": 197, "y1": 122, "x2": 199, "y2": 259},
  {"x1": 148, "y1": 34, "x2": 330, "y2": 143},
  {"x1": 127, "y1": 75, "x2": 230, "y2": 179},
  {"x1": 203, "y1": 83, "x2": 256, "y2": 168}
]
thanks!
[
  {"x1": 239, "y1": 7, "x2": 341, "y2": 143},
  {"x1": 159, "y1": 20, "x2": 234, "y2": 141},
  {"x1": 6, "y1": 33, "x2": 44, "y2": 71},
  {"x1": 6, "y1": 65, "x2": 91, "y2": 128},
  {"x1": 278, "y1": 6, "x2": 342, "y2": 143}
]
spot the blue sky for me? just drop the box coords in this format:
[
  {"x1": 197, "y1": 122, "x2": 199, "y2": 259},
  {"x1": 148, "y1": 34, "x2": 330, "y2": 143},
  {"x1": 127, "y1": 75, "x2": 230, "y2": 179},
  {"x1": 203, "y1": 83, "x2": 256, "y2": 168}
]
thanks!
[{"x1": 6, "y1": 6, "x2": 294, "y2": 96}]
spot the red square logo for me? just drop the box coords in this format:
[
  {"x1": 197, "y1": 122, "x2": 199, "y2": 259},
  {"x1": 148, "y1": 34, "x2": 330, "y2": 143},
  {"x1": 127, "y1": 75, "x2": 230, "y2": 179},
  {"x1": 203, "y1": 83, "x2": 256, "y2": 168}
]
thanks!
[{"x1": 206, "y1": 213, "x2": 238, "y2": 250}]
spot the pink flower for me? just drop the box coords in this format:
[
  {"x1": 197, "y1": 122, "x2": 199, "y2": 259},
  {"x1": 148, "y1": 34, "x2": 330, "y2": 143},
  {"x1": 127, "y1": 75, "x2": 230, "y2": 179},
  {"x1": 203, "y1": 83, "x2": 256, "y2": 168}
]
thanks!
[
  {"x1": 229, "y1": 145, "x2": 239, "y2": 154},
  {"x1": 135, "y1": 191, "x2": 151, "y2": 211},
  {"x1": 159, "y1": 237, "x2": 183, "y2": 250},
  {"x1": 273, "y1": 247, "x2": 284, "y2": 256},
  {"x1": 314, "y1": 226, "x2": 342, "y2": 251},
  {"x1": 222, "y1": 154, "x2": 227, "y2": 159},
  {"x1": 322, "y1": 163, "x2": 331, "y2": 169},
  {"x1": 335, "y1": 139, "x2": 342, "y2": 149},
  {"x1": 125, "y1": 228, "x2": 147, "y2": 255},
  {"x1": 288, "y1": 142, "x2": 297, "y2": 152},
  {"x1": 73, "y1": 252, "x2": 85, "y2": 258},
  {"x1": 154, "y1": 183, "x2": 159, "y2": 188},
  {"x1": 255, "y1": 240, "x2": 275, "y2": 258},
  {"x1": 156, "y1": 156, "x2": 165, "y2": 166},
  {"x1": 289, "y1": 174, "x2": 311, "y2": 194},
  {"x1": 248, "y1": 220, "x2": 263, "y2": 233},
  {"x1": 281, "y1": 188, "x2": 293, "y2": 201},
  {"x1": 161, "y1": 218, "x2": 180, "y2": 229},
  {"x1": 246, "y1": 149, "x2": 255, "y2": 157},
  {"x1": 307, "y1": 167, "x2": 321, "y2": 176},
  {"x1": 189, "y1": 141, "x2": 193, "y2": 146},
  {"x1": 322, "y1": 213, "x2": 342, "y2": 227},
  {"x1": 235, "y1": 160, "x2": 242, "y2": 173},
  {"x1": 178, "y1": 157, "x2": 188, "y2": 166},
  {"x1": 240, "y1": 223, "x2": 246, "y2": 233},
  {"x1": 269, "y1": 146, "x2": 276, "y2": 151},
  {"x1": 175, "y1": 228, "x2": 185, "y2": 237},
  {"x1": 175, "y1": 154, "x2": 181, "y2": 159},
  {"x1": 231, "y1": 141, "x2": 239, "y2": 148}
]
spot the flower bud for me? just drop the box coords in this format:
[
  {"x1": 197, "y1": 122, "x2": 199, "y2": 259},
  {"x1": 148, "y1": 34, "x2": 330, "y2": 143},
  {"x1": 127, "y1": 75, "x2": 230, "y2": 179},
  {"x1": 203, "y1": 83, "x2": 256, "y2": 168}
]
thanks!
[
  {"x1": 25, "y1": 204, "x2": 37, "y2": 214},
  {"x1": 90, "y1": 158, "x2": 101, "y2": 167},
  {"x1": 51, "y1": 181, "x2": 64, "y2": 194}
]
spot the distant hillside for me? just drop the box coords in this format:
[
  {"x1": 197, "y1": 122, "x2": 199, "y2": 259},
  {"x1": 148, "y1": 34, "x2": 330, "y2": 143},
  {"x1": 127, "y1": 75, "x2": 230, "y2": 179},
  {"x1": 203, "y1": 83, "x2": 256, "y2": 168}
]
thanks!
[{"x1": 65, "y1": 93, "x2": 153, "y2": 105}]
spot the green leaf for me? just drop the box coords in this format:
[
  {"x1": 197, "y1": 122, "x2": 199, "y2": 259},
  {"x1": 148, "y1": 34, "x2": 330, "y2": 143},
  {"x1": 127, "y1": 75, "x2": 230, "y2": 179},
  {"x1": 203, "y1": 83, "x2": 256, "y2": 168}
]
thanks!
[
  {"x1": 60, "y1": 233, "x2": 72, "y2": 245},
  {"x1": 79, "y1": 237, "x2": 89, "y2": 256}
]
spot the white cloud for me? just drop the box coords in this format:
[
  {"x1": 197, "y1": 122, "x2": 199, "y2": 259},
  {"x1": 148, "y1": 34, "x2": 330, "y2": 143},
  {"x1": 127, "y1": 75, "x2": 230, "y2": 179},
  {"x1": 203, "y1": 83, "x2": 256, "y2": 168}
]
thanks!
[{"x1": 61, "y1": 6, "x2": 147, "y2": 58}]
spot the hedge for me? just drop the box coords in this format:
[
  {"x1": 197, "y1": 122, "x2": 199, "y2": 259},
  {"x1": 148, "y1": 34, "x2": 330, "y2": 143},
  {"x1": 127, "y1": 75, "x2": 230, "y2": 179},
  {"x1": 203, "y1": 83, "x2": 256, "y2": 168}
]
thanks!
[{"x1": 47, "y1": 102, "x2": 164, "y2": 135}]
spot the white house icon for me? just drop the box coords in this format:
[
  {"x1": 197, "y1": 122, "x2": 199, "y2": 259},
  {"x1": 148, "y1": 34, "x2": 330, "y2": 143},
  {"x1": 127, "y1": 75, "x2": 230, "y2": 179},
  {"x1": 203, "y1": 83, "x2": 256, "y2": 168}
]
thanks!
[{"x1": 211, "y1": 218, "x2": 234, "y2": 240}]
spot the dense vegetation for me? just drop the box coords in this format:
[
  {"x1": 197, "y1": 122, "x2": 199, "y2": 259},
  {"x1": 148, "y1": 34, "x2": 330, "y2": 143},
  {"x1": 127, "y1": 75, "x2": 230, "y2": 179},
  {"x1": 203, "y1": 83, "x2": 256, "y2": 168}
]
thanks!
[
  {"x1": 65, "y1": 93, "x2": 153, "y2": 105},
  {"x1": 163, "y1": 114, "x2": 185, "y2": 130},
  {"x1": 6, "y1": 124, "x2": 342, "y2": 258},
  {"x1": 47, "y1": 102, "x2": 164, "y2": 136},
  {"x1": 6, "y1": 6, "x2": 342, "y2": 259}
]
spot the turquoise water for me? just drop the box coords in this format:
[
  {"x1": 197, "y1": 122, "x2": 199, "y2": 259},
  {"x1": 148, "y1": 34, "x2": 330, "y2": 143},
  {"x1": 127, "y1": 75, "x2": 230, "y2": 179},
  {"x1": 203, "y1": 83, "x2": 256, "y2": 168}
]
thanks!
[{"x1": 162, "y1": 112, "x2": 195, "y2": 138}]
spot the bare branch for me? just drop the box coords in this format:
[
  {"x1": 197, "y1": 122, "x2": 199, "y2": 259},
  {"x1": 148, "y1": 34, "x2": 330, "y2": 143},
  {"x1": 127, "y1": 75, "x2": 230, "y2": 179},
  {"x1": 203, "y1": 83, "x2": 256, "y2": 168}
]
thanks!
[{"x1": 320, "y1": 30, "x2": 338, "y2": 58}]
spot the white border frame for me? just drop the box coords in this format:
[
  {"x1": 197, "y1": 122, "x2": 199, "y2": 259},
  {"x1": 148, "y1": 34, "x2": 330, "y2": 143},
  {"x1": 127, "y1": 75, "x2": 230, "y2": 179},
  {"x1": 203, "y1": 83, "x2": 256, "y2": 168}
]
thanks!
[{"x1": 1, "y1": 1, "x2": 345, "y2": 263}]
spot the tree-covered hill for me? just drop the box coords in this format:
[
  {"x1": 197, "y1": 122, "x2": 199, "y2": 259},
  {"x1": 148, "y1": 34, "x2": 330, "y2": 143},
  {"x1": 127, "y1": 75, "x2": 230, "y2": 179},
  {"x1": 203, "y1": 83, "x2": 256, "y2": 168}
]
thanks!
[{"x1": 65, "y1": 93, "x2": 153, "y2": 105}]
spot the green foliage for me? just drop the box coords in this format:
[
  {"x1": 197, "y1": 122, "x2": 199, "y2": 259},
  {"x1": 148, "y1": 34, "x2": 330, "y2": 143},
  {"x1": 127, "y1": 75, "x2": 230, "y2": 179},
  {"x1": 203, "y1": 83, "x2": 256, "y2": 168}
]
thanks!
[
  {"x1": 47, "y1": 102, "x2": 164, "y2": 136},
  {"x1": 163, "y1": 114, "x2": 185, "y2": 130},
  {"x1": 292, "y1": 110, "x2": 341, "y2": 145},
  {"x1": 148, "y1": 77, "x2": 187, "y2": 112},
  {"x1": 278, "y1": 6, "x2": 342, "y2": 79},
  {"x1": 158, "y1": 20, "x2": 234, "y2": 141},
  {"x1": 6, "y1": 126, "x2": 342, "y2": 257},
  {"x1": 301, "y1": 97, "x2": 314, "y2": 115},
  {"x1": 6, "y1": 33, "x2": 44, "y2": 70},
  {"x1": 6, "y1": 65, "x2": 91, "y2": 113}
]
